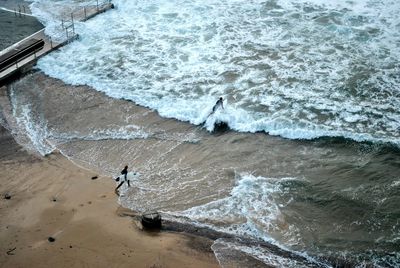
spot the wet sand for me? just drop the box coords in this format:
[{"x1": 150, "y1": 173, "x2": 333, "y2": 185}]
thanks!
[
  {"x1": 3, "y1": 70, "x2": 397, "y2": 266},
  {"x1": 0, "y1": 72, "x2": 322, "y2": 267},
  {"x1": 0, "y1": 125, "x2": 219, "y2": 267}
]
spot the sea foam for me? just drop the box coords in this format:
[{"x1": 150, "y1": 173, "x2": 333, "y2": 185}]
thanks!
[
  {"x1": 169, "y1": 174, "x2": 303, "y2": 247},
  {"x1": 32, "y1": 0, "x2": 400, "y2": 145}
]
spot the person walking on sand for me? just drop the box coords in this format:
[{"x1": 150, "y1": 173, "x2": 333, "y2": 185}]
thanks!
[
  {"x1": 208, "y1": 97, "x2": 224, "y2": 117},
  {"x1": 115, "y1": 165, "x2": 130, "y2": 192}
]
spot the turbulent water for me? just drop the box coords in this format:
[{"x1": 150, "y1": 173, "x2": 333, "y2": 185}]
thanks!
[
  {"x1": 33, "y1": 0, "x2": 400, "y2": 144},
  {"x1": 1, "y1": 0, "x2": 400, "y2": 267}
]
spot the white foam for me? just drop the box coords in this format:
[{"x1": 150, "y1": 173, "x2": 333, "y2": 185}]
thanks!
[
  {"x1": 211, "y1": 238, "x2": 327, "y2": 268},
  {"x1": 390, "y1": 180, "x2": 400, "y2": 188},
  {"x1": 33, "y1": 0, "x2": 400, "y2": 145},
  {"x1": 49, "y1": 124, "x2": 149, "y2": 143},
  {"x1": 30, "y1": 0, "x2": 103, "y2": 41},
  {"x1": 10, "y1": 89, "x2": 55, "y2": 155},
  {"x1": 8, "y1": 84, "x2": 160, "y2": 155},
  {"x1": 169, "y1": 174, "x2": 304, "y2": 248}
]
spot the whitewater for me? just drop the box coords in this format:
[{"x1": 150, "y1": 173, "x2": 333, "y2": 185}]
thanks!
[
  {"x1": 3, "y1": 0, "x2": 398, "y2": 267},
  {"x1": 31, "y1": 0, "x2": 400, "y2": 145}
]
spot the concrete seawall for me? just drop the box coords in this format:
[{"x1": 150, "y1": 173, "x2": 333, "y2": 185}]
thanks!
[{"x1": 0, "y1": 2, "x2": 114, "y2": 86}]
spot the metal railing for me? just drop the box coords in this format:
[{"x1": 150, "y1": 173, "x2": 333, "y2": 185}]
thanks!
[
  {"x1": 59, "y1": 0, "x2": 113, "y2": 42},
  {"x1": 14, "y1": 4, "x2": 28, "y2": 17},
  {"x1": 5, "y1": 0, "x2": 112, "y2": 43},
  {"x1": 0, "y1": 0, "x2": 113, "y2": 76},
  {"x1": 61, "y1": 13, "x2": 76, "y2": 41}
]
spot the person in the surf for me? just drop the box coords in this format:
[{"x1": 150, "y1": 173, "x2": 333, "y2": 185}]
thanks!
[
  {"x1": 208, "y1": 97, "x2": 224, "y2": 117},
  {"x1": 115, "y1": 165, "x2": 130, "y2": 192}
]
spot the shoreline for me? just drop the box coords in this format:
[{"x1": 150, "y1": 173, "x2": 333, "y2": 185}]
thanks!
[
  {"x1": 0, "y1": 125, "x2": 219, "y2": 267},
  {"x1": 1, "y1": 0, "x2": 399, "y2": 265},
  {"x1": 2, "y1": 70, "x2": 397, "y2": 267}
]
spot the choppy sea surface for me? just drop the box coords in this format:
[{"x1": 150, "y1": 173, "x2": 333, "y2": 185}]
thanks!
[{"x1": 1, "y1": 0, "x2": 400, "y2": 267}]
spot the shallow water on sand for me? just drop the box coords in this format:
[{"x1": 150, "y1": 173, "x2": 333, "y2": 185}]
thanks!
[
  {"x1": 1, "y1": 73, "x2": 399, "y2": 267},
  {"x1": 1, "y1": 0, "x2": 400, "y2": 266}
]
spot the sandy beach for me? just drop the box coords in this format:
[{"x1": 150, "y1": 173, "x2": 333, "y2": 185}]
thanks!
[{"x1": 0, "y1": 125, "x2": 219, "y2": 267}]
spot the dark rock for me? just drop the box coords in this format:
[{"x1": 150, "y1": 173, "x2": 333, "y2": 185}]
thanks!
[
  {"x1": 214, "y1": 121, "x2": 229, "y2": 133},
  {"x1": 91, "y1": 176, "x2": 98, "y2": 180},
  {"x1": 4, "y1": 193, "x2": 11, "y2": 200},
  {"x1": 6, "y1": 247, "x2": 16, "y2": 255},
  {"x1": 48, "y1": 237, "x2": 55, "y2": 242},
  {"x1": 141, "y1": 211, "x2": 162, "y2": 229}
]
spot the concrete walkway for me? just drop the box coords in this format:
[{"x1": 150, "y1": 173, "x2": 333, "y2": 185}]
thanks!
[
  {"x1": 0, "y1": 2, "x2": 114, "y2": 84},
  {"x1": 0, "y1": 29, "x2": 61, "y2": 82}
]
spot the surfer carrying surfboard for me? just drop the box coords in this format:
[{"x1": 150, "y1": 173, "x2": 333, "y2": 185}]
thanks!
[{"x1": 115, "y1": 165, "x2": 130, "y2": 192}]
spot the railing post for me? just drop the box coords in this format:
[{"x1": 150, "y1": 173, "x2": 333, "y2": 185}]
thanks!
[
  {"x1": 84, "y1": 7, "x2": 87, "y2": 19},
  {"x1": 97, "y1": 0, "x2": 99, "y2": 11},
  {"x1": 50, "y1": 37, "x2": 53, "y2": 48},
  {"x1": 71, "y1": 13, "x2": 75, "y2": 35},
  {"x1": 14, "y1": 8, "x2": 17, "y2": 17},
  {"x1": 23, "y1": 5, "x2": 26, "y2": 14}
]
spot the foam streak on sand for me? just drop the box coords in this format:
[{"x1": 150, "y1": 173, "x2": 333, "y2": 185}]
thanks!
[
  {"x1": 3, "y1": 70, "x2": 400, "y2": 266},
  {"x1": 0, "y1": 126, "x2": 219, "y2": 268},
  {"x1": 166, "y1": 174, "x2": 316, "y2": 266},
  {"x1": 3, "y1": 0, "x2": 399, "y2": 266},
  {"x1": 173, "y1": 175, "x2": 295, "y2": 242},
  {"x1": 211, "y1": 238, "x2": 323, "y2": 268}
]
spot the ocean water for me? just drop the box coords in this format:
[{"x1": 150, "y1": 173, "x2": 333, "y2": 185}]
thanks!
[
  {"x1": 1, "y1": 0, "x2": 400, "y2": 267},
  {"x1": 33, "y1": 0, "x2": 400, "y2": 144}
]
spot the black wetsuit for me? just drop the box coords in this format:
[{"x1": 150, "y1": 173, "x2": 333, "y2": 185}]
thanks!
[
  {"x1": 121, "y1": 166, "x2": 128, "y2": 180},
  {"x1": 116, "y1": 166, "x2": 130, "y2": 191},
  {"x1": 212, "y1": 99, "x2": 223, "y2": 112}
]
